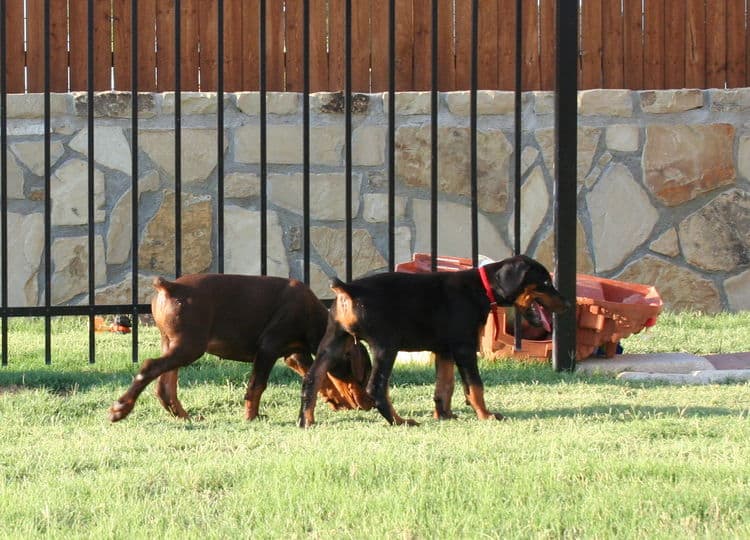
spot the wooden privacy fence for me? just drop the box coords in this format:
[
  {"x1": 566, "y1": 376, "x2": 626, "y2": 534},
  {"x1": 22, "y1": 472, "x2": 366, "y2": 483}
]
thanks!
[{"x1": 3, "y1": 0, "x2": 750, "y2": 94}]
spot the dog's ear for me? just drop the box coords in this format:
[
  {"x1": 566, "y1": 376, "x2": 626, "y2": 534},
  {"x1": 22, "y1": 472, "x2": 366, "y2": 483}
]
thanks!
[{"x1": 491, "y1": 257, "x2": 528, "y2": 302}]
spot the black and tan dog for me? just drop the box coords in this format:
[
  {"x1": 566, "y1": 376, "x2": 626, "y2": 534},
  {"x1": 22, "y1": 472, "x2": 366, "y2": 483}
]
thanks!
[
  {"x1": 298, "y1": 255, "x2": 569, "y2": 427},
  {"x1": 109, "y1": 274, "x2": 372, "y2": 423}
]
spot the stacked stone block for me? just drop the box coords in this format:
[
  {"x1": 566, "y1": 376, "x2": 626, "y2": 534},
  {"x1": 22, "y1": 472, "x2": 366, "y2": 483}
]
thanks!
[{"x1": 2, "y1": 89, "x2": 749, "y2": 312}]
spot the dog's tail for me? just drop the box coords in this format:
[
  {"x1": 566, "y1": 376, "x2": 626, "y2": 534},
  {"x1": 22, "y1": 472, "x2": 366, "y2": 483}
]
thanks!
[
  {"x1": 152, "y1": 276, "x2": 178, "y2": 295},
  {"x1": 330, "y1": 277, "x2": 346, "y2": 291}
]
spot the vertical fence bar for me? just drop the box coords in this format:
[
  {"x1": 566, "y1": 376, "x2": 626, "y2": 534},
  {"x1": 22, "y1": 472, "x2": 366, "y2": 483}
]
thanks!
[
  {"x1": 259, "y1": 0, "x2": 268, "y2": 276},
  {"x1": 344, "y1": 0, "x2": 352, "y2": 281},
  {"x1": 131, "y1": 0, "x2": 140, "y2": 363},
  {"x1": 553, "y1": 0, "x2": 577, "y2": 371},
  {"x1": 387, "y1": 0, "x2": 395, "y2": 272},
  {"x1": 217, "y1": 0, "x2": 225, "y2": 273},
  {"x1": 470, "y1": 0, "x2": 478, "y2": 267},
  {"x1": 303, "y1": 0, "x2": 311, "y2": 283},
  {"x1": 513, "y1": 0, "x2": 523, "y2": 351},
  {"x1": 44, "y1": 0, "x2": 52, "y2": 364},
  {"x1": 1, "y1": 0, "x2": 8, "y2": 365},
  {"x1": 174, "y1": 0, "x2": 182, "y2": 278},
  {"x1": 87, "y1": 0, "x2": 96, "y2": 363},
  {"x1": 429, "y1": 0, "x2": 438, "y2": 272}
]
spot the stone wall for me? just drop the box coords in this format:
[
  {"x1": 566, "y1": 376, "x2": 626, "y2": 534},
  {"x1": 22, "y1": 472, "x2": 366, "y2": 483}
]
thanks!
[{"x1": 2, "y1": 89, "x2": 749, "y2": 312}]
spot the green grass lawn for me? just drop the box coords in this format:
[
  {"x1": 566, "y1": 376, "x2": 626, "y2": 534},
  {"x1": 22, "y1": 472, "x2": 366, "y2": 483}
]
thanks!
[{"x1": 0, "y1": 312, "x2": 748, "y2": 539}]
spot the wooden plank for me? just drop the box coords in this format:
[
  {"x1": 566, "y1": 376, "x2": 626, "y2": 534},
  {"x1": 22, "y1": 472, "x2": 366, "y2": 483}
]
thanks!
[
  {"x1": 479, "y1": 0, "x2": 499, "y2": 89},
  {"x1": 93, "y1": 0, "x2": 113, "y2": 90},
  {"x1": 328, "y1": 0, "x2": 344, "y2": 91},
  {"x1": 602, "y1": 0, "x2": 624, "y2": 89},
  {"x1": 266, "y1": 0, "x2": 285, "y2": 91},
  {"x1": 370, "y1": 0, "x2": 390, "y2": 92},
  {"x1": 284, "y1": 0, "x2": 303, "y2": 92},
  {"x1": 180, "y1": 0, "x2": 200, "y2": 90},
  {"x1": 437, "y1": 0, "x2": 455, "y2": 91},
  {"x1": 663, "y1": 0, "x2": 686, "y2": 89},
  {"x1": 4, "y1": 0, "x2": 25, "y2": 93},
  {"x1": 685, "y1": 0, "x2": 706, "y2": 88},
  {"x1": 199, "y1": 0, "x2": 219, "y2": 91},
  {"x1": 622, "y1": 0, "x2": 644, "y2": 89},
  {"x1": 49, "y1": 0, "x2": 68, "y2": 91},
  {"x1": 394, "y1": 0, "x2": 413, "y2": 91},
  {"x1": 25, "y1": 0, "x2": 44, "y2": 92},
  {"x1": 309, "y1": 0, "x2": 330, "y2": 92},
  {"x1": 412, "y1": 0, "x2": 432, "y2": 91},
  {"x1": 539, "y1": 0, "x2": 556, "y2": 91},
  {"x1": 351, "y1": 1, "x2": 371, "y2": 91},
  {"x1": 113, "y1": 0, "x2": 133, "y2": 91},
  {"x1": 454, "y1": 0, "x2": 472, "y2": 90},
  {"x1": 137, "y1": 0, "x2": 158, "y2": 92},
  {"x1": 241, "y1": 0, "x2": 260, "y2": 91},
  {"x1": 69, "y1": 1, "x2": 86, "y2": 91},
  {"x1": 725, "y1": 0, "x2": 745, "y2": 88},
  {"x1": 705, "y1": 0, "x2": 726, "y2": 88},
  {"x1": 222, "y1": 0, "x2": 244, "y2": 91},
  {"x1": 580, "y1": 0, "x2": 602, "y2": 89},
  {"x1": 521, "y1": 0, "x2": 540, "y2": 90},
  {"x1": 156, "y1": 0, "x2": 176, "y2": 90},
  {"x1": 643, "y1": 0, "x2": 665, "y2": 89}
]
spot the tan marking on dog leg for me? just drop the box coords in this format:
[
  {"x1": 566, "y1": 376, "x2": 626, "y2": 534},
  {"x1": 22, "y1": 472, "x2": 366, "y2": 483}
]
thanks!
[
  {"x1": 465, "y1": 384, "x2": 505, "y2": 421},
  {"x1": 386, "y1": 389, "x2": 419, "y2": 426},
  {"x1": 433, "y1": 354, "x2": 457, "y2": 420}
]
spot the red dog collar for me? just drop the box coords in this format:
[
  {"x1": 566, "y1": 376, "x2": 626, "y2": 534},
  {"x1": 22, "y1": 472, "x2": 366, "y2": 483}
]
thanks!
[
  {"x1": 478, "y1": 265, "x2": 497, "y2": 306},
  {"x1": 478, "y1": 265, "x2": 501, "y2": 342}
]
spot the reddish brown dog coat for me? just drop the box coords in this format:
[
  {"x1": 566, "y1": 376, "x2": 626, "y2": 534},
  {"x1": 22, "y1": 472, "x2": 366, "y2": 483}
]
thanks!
[
  {"x1": 109, "y1": 274, "x2": 371, "y2": 423},
  {"x1": 298, "y1": 255, "x2": 569, "y2": 427}
]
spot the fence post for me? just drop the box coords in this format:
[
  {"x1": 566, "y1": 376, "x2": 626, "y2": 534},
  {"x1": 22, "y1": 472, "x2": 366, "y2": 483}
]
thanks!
[{"x1": 553, "y1": 0, "x2": 578, "y2": 371}]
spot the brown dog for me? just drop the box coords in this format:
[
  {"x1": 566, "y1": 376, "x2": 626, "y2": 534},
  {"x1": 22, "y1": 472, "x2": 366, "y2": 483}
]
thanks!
[
  {"x1": 109, "y1": 274, "x2": 372, "y2": 423},
  {"x1": 298, "y1": 255, "x2": 569, "y2": 427}
]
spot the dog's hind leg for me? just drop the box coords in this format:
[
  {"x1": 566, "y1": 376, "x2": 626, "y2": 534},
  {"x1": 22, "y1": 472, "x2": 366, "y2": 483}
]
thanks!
[
  {"x1": 154, "y1": 369, "x2": 190, "y2": 419},
  {"x1": 109, "y1": 343, "x2": 204, "y2": 422},
  {"x1": 152, "y1": 334, "x2": 190, "y2": 419},
  {"x1": 454, "y1": 346, "x2": 504, "y2": 421},
  {"x1": 283, "y1": 352, "x2": 310, "y2": 377},
  {"x1": 368, "y1": 347, "x2": 418, "y2": 426},
  {"x1": 433, "y1": 354, "x2": 457, "y2": 420}
]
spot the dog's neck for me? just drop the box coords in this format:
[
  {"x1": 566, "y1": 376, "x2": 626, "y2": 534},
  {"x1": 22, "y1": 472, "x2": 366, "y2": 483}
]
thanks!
[{"x1": 477, "y1": 265, "x2": 498, "y2": 306}]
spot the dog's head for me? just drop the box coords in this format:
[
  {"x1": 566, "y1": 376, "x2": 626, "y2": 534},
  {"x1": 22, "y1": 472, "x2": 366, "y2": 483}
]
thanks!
[
  {"x1": 320, "y1": 337, "x2": 374, "y2": 411},
  {"x1": 489, "y1": 255, "x2": 570, "y2": 332}
]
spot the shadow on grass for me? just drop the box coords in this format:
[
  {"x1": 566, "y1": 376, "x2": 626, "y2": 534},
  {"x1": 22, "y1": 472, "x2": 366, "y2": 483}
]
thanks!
[{"x1": 1, "y1": 357, "x2": 742, "y2": 401}]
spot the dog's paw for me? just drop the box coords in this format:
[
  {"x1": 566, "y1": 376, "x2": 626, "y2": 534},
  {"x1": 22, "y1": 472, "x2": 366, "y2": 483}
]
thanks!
[
  {"x1": 108, "y1": 400, "x2": 133, "y2": 422},
  {"x1": 433, "y1": 410, "x2": 458, "y2": 420}
]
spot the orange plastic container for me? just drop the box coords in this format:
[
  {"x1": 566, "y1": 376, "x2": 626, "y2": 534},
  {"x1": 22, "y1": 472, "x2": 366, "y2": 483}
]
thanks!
[{"x1": 396, "y1": 254, "x2": 663, "y2": 362}]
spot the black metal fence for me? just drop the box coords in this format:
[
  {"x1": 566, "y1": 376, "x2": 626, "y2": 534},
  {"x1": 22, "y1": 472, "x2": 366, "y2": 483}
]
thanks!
[{"x1": 0, "y1": 1, "x2": 578, "y2": 370}]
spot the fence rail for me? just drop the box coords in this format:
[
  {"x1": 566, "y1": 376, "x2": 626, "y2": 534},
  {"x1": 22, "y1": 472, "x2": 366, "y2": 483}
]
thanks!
[
  {"x1": 3, "y1": 0, "x2": 749, "y2": 93},
  {"x1": 0, "y1": 0, "x2": 580, "y2": 369}
]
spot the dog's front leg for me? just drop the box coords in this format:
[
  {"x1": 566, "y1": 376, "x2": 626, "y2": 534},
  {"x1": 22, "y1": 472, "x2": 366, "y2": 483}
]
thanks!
[{"x1": 454, "y1": 347, "x2": 504, "y2": 421}]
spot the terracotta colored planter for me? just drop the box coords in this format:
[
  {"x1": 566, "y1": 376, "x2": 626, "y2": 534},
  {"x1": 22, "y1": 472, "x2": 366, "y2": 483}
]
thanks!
[{"x1": 396, "y1": 254, "x2": 663, "y2": 362}]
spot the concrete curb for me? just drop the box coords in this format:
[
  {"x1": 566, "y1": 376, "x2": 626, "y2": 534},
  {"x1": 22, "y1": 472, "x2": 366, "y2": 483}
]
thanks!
[
  {"x1": 617, "y1": 369, "x2": 750, "y2": 385},
  {"x1": 575, "y1": 353, "x2": 715, "y2": 375}
]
